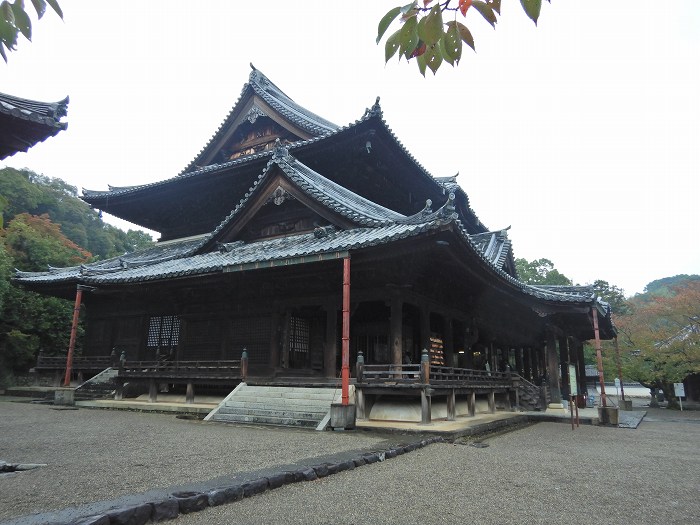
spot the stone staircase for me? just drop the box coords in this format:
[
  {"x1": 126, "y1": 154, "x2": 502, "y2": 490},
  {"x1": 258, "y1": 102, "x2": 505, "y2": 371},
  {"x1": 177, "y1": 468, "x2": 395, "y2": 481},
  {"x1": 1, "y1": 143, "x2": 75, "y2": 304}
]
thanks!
[
  {"x1": 515, "y1": 376, "x2": 546, "y2": 411},
  {"x1": 205, "y1": 384, "x2": 343, "y2": 429},
  {"x1": 74, "y1": 367, "x2": 119, "y2": 401}
]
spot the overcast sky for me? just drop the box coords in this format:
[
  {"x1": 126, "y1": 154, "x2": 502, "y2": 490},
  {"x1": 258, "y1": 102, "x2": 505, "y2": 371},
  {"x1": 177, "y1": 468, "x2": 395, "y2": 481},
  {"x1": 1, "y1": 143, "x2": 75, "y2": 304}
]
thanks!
[{"x1": 2, "y1": 1, "x2": 699, "y2": 296}]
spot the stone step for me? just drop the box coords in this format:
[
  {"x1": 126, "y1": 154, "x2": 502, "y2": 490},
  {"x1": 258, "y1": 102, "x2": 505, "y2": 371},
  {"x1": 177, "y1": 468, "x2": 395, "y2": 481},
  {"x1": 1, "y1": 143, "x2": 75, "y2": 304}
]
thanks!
[
  {"x1": 207, "y1": 385, "x2": 339, "y2": 428},
  {"x1": 215, "y1": 406, "x2": 328, "y2": 420},
  {"x1": 232, "y1": 390, "x2": 338, "y2": 401},
  {"x1": 223, "y1": 397, "x2": 334, "y2": 409},
  {"x1": 213, "y1": 412, "x2": 320, "y2": 428}
]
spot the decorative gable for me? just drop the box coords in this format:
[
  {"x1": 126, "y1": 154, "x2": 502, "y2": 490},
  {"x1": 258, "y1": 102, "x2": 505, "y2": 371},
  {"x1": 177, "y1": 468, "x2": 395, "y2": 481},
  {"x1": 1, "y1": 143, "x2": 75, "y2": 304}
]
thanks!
[{"x1": 186, "y1": 65, "x2": 338, "y2": 170}]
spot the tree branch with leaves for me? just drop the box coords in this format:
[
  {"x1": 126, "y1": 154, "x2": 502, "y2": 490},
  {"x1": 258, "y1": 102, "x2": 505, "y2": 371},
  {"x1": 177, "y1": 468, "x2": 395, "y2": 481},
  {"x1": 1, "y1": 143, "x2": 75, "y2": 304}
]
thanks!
[
  {"x1": 377, "y1": 0, "x2": 548, "y2": 75},
  {"x1": 0, "y1": 0, "x2": 62, "y2": 62}
]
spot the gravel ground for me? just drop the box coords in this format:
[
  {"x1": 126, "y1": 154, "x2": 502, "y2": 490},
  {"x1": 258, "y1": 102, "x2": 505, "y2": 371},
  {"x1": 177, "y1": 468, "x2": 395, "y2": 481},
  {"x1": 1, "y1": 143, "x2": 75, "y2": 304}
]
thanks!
[
  {"x1": 176, "y1": 407, "x2": 700, "y2": 525},
  {"x1": 1, "y1": 400, "x2": 698, "y2": 525},
  {"x1": 0, "y1": 400, "x2": 386, "y2": 521}
]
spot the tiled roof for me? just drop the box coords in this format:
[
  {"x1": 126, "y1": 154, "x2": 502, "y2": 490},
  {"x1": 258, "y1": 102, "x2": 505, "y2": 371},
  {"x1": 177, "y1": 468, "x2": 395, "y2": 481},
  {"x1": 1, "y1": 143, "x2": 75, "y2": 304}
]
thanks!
[
  {"x1": 247, "y1": 66, "x2": 337, "y2": 136},
  {"x1": 469, "y1": 229, "x2": 512, "y2": 270},
  {"x1": 179, "y1": 65, "x2": 338, "y2": 174},
  {"x1": 196, "y1": 149, "x2": 414, "y2": 251},
  {"x1": 15, "y1": 222, "x2": 442, "y2": 285},
  {"x1": 0, "y1": 92, "x2": 69, "y2": 159}
]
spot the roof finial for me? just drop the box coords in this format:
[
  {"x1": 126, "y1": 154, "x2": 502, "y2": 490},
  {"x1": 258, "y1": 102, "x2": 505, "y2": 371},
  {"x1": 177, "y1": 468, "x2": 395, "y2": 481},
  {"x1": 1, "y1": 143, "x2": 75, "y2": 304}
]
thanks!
[
  {"x1": 272, "y1": 138, "x2": 290, "y2": 160},
  {"x1": 370, "y1": 96, "x2": 382, "y2": 116}
]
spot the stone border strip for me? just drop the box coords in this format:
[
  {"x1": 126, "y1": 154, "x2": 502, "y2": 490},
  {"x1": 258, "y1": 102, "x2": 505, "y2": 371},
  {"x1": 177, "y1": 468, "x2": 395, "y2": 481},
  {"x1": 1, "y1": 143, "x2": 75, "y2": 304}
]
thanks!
[{"x1": 6, "y1": 437, "x2": 444, "y2": 525}]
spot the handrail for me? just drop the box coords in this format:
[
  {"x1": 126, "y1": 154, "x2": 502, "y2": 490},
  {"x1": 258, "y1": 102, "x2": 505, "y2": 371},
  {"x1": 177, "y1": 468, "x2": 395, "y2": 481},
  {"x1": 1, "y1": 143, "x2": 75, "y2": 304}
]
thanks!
[
  {"x1": 36, "y1": 355, "x2": 112, "y2": 369},
  {"x1": 357, "y1": 363, "x2": 514, "y2": 388}
]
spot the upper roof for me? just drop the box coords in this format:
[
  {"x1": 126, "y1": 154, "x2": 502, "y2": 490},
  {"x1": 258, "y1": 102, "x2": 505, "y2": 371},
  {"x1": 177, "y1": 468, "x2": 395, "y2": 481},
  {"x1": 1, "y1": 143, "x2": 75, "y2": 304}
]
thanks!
[
  {"x1": 0, "y1": 92, "x2": 68, "y2": 159},
  {"x1": 182, "y1": 64, "x2": 338, "y2": 172},
  {"x1": 82, "y1": 92, "x2": 489, "y2": 240}
]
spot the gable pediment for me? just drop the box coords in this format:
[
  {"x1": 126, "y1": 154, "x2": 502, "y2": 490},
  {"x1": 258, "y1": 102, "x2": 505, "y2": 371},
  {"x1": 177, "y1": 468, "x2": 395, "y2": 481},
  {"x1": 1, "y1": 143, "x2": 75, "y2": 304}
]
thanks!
[
  {"x1": 188, "y1": 66, "x2": 338, "y2": 170},
  {"x1": 207, "y1": 168, "x2": 355, "y2": 247},
  {"x1": 198, "y1": 152, "x2": 406, "y2": 253}
]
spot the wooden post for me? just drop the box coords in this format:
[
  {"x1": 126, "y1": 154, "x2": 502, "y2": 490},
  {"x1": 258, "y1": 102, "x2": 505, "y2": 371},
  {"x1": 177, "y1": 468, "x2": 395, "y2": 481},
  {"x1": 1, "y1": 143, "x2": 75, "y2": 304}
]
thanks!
[
  {"x1": 115, "y1": 381, "x2": 123, "y2": 401},
  {"x1": 269, "y1": 310, "x2": 280, "y2": 369},
  {"x1": 390, "y1": 295, "x2": 403, "y2": 368},
  {"x1": 148, "y1": 379, "x2": 157, "y2": 403},
  {"x1": 420, "y1": 348, "x2": 431, "y2": 424},
  {"x1": 468, "y1": 390, "x2": 476, "y2": 416},
  {"x1": 186, "y1": 382, "x2": 194, "y2": 404},
  {"x1": 356, "y1": 351, "x2": 366, "y2": 419},
  {"x1": 614, "y1": 336, "x2": 626, "y2": 401},
  {"x1": 592, "y1": 307, "x2": 607, "y2": 407},
  {"x1": 421, "y1": 388, "x2": 431, "y2": 424},
  {"x1": 488, "y1": 391, "x2": 496, "y2": 413},
  {"x1": 447, "y1": 389, "x2": 456, "y2": 421},
  {"x1": 341, "y1": 257, "x2": 351, "y2": 406},
  {"x1": 546, "y1": 330, "x2": 562, "y2": 403},
  {"x1": 63, "y1": 286, "x2": 84, "y2": 387},
  {"x1": 241, "y1": 348, "x2": 248, "y2": 383},
  {"x1": 324, "y1": 303, "x2": 338, "y2": 378},
  {"x1": 420, "y1": 306, "x2": 431, "y2": 361}
]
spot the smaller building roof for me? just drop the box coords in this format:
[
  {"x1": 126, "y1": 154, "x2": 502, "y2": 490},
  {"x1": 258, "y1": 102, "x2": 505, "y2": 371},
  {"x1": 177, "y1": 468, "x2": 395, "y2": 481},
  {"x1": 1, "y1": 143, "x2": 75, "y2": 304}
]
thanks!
[{"x1": 0, "y1": 92, "x2": 68, "y2": 159}]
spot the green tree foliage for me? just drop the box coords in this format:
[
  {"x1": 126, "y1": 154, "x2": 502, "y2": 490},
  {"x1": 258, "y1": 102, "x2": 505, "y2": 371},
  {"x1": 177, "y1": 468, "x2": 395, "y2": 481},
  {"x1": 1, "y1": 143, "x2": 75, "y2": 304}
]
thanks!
[
  {"x1": 0, "y1": 167, "x2": 153, "y2": 259},
  {"x1": 515, "y1": 257, "x2": 572, "y2": 286},
  {"x1": 0, "y1": 168, "x2": 153, "y2": 386},
  {"x1": 377, "y1": 0, "x2": 549, "y2": 75},
  {"x1": 592, "y1": 279, "x2": 629, "y2": 315},
  {"x1": 643, "y1": 274, "x2": 700, "y2": 298},
  {"x1": 0, "y1": 0, "x2": 62, "y2": 62},
  {"x1": 4, "y1": 213, "x2": 92, "y2": 271},
  {"x1": 616, "y1": 281, "x2": 700, "y2": 408}
]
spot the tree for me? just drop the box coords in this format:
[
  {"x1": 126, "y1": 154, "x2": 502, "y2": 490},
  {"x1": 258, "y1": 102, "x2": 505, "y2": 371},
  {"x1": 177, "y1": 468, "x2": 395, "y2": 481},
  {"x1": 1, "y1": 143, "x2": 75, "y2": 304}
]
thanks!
[
  {"x1": 592, "y1": 279, "x2": 629, "y2": 316},
  {"x1": 0, "y1": 0, "x2": 62, "y2": 62},
  {"x1": 3, "y1": 212, "x2": 91, "y2": 271},
  {"x1": 0, "y1": 167, "x2": 154, "y2": 259},
  {"x1": 616, "y1": 282, "x2": 700, "y2": 408},
  {"x1": 515, "y1": 257, "x2": 572, "y2": 285},
  {"x1": 377, "y1": 0, "x2": 549, "y2": 75}
]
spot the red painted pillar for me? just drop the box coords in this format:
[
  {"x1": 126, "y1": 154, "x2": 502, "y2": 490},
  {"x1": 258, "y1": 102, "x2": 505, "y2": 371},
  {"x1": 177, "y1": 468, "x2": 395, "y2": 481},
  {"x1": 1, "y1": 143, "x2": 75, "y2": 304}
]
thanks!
[
  {"x1": 63, "y1": 286, "x2": 84, "y2": 387},
  {"x1": 341, "y1": 257, "x2": 351, "y2": 406},
  {"x1": 592, "y1": 307, "x2": 607, "y2": 407}
]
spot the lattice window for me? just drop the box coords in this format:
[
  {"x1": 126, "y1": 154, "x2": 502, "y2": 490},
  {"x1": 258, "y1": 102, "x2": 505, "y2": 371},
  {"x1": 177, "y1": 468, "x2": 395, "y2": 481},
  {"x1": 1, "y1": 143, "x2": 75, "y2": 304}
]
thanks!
[
  {"x1": 289, "y1": 316, "x2": 309, "y2": 354},
  {"x1": 147, "y1": 315, "x2": 180, "y2": 348}
]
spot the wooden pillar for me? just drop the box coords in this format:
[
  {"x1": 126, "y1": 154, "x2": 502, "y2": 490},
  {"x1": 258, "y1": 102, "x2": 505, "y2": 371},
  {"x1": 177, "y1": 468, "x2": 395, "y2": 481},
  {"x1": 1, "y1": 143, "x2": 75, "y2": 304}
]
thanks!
[
  {"x1": 592, "y1": 307, "x2": 607, "y2": 407},
  {"x1": 559, "y1": 336, "x2": 569, "y2": 399},
  {"x1": 525, "y1": 347, "x2": 533, "y2": 381},
  {"x1": 115, "y1": 382, "x2": 124, "y2": 401},
  {"x1": 546, "y1": 330, "x2": 562, "y2": 403},
  {"x1": 269, "y1": 310, "x2": 281, "y2": 370},
  {"x1": 148, "y1": 379, "x2": 157, "y2": 403},
  {"x1": 447, "y1": 389, "x2": 456, "y2": 421},
  {"x1": 280, "y1": 311, "x2": 291, "y2": 369},
  {"x1": 390, "y1": 295, "x2": 403, "y2": 366},
  {"x1": 421, "y1": 388, "x2": 431, "y2": 424},
  {"x1": 468, "y1": 390, "x2": 476, "y2": 416},
  {"x1": 488, "y1": 391, "x2": 496, "y2": 413},
  {"x1": 64, "y1": 286, "x2": 84, "y2": 387},
  {"x1": 444, "y1": 317, "x2": 454, "y2": 364},
  {"x1": 356, "y1": 351, "x2": 366, "y2": 419},
  {"x1": 186, "y1": 382, "x2": 194, "y2": 404},
  {"x1": 324, "y1": 303, "x2": 338, "y2": 378},
  {"x1": 420, "y1": 305, "x2": 431, "y2": 356},
  {"x1": 515, "y1": 348, "x2": 524, "y2": 376}
]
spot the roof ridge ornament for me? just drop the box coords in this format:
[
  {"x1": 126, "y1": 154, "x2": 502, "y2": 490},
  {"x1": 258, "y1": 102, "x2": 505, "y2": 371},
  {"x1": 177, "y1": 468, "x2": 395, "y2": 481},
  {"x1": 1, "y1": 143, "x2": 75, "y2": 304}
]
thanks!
[
  {"x1": 245, "y1": 105, "x2": 266, "y2": 124},
  {"x1": 364, "y1": 96, "x2": 383, "y2": 118},
  {"x1": 272, "y1": 138, "x2": 290, "y2": 160},
  {"x1": 437, "y1": 193, "x2": 458, "y2": 221},
  {"x1": 248, "y1": 63, "x2": 268, "y2": 88}
]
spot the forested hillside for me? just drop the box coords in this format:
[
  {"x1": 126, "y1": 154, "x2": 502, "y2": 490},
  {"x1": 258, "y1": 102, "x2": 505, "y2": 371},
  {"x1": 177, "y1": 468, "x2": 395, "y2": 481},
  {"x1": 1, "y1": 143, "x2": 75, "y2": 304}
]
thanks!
[{"x1": 0, "y1": 167, "x2": 153, "y2": 386}]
